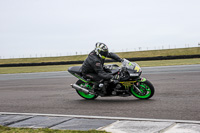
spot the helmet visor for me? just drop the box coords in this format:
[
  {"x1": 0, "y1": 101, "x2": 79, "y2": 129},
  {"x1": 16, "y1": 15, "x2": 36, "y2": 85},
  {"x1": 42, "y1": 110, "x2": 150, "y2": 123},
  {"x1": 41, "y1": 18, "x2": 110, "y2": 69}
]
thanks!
[{"x1": 100, "y1": 50, "x2": 108, "y2": 58}]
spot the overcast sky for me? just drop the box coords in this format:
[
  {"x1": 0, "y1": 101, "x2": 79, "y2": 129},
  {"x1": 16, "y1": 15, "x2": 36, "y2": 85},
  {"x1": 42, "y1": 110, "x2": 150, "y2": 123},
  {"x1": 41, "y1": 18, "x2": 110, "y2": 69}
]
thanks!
[{"x1": 0, "y1": 0, "x2": 200, "y2": 58}]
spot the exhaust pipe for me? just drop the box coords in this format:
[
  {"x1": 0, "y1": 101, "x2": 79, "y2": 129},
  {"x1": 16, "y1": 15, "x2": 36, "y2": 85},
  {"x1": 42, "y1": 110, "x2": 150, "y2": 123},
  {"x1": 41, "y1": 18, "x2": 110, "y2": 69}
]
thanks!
[{"x1": 71, "y1": 84, "x2": 90, "y2": 94}]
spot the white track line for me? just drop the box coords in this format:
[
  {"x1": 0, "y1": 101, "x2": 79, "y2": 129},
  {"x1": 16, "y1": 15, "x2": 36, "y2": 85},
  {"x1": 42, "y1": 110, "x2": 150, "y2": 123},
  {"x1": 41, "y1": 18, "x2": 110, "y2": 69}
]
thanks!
[{"x1": 1, "y1": 112, "x2": 200, "y2": 124}]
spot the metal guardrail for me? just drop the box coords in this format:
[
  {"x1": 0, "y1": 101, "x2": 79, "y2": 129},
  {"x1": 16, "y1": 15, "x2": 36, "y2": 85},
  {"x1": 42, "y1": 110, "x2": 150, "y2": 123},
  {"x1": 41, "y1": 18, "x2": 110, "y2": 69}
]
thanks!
[{"x1": 0, "y1": 55, "x2": 200, "y2": 67}]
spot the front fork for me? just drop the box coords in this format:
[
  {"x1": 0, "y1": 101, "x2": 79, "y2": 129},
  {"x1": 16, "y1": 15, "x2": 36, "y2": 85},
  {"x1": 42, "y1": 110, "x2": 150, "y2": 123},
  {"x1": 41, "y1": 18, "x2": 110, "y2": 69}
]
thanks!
[
  {"x1": 133, "y1": 84, "x2": 142, "y2": 93},
  {"x1": 132, "y1": 77, "x2": 147, "y2": 94}
]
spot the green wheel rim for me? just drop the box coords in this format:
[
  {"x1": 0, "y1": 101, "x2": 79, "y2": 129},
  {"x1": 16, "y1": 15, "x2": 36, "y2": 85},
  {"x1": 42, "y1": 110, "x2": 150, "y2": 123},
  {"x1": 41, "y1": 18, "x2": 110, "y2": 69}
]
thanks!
[
  {"x1": 77, "y1": 83, "x2": 96, "y2": 99},
  {"x1": 131, "y1": 83, "x2": 151, "y2": 99}
]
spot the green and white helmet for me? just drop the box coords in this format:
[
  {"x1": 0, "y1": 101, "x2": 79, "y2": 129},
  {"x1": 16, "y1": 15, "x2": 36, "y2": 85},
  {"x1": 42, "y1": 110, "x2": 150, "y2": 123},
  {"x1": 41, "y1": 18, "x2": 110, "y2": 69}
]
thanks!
[{"x1": 95, "y1": 42, "x2": 109, "y2": 59}]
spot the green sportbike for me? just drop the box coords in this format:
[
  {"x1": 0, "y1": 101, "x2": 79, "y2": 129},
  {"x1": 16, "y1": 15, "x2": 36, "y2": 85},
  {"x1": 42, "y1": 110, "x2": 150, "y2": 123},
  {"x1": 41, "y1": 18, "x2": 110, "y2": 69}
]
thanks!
[{"x1": 68, "y1": 59, "x2": 154, "y2": 100}]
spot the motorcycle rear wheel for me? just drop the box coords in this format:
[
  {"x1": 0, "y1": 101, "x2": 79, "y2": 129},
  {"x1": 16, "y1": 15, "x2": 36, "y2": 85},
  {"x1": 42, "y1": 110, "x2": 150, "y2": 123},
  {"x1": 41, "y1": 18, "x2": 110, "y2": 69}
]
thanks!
[
  {"x1": 130, "y1": 80, "x2": 154, "y2": 99},
  {"x1": 76, "y1": 80, "x2": 98, "y2": 100}
]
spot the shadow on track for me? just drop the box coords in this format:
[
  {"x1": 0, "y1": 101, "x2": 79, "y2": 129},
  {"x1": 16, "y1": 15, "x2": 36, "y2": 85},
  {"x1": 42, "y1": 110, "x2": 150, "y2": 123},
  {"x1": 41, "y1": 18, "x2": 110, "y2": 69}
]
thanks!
[{"x1": 73, "y1": 98, "x2": 156, "y2": 104}]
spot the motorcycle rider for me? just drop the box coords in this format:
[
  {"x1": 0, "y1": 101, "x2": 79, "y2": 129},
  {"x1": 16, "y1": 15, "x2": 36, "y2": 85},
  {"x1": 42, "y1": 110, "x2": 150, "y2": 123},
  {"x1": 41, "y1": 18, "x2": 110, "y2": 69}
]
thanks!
[{"x1": 81, "y1": 42, "x2": 123, "y2": 93}]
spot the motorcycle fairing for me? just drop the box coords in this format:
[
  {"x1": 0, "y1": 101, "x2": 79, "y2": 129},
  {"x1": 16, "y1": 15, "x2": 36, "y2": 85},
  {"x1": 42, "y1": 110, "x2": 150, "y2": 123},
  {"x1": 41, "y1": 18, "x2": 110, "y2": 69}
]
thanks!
[{"x1": 68, "y1": 66, "x2": 92, "y2": 83}]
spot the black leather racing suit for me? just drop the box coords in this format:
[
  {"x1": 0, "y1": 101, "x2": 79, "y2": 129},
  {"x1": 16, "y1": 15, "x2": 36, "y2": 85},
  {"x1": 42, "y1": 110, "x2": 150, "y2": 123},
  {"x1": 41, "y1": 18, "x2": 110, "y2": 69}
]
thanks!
[{"x1": 82, "y1": 50, "x2": 122, "y2": 81}]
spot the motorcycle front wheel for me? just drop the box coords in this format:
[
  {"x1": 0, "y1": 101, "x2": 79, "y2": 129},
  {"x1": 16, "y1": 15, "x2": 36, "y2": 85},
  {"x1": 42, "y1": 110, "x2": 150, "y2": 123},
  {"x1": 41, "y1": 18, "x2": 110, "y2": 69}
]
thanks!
[
  {"x1": 130, "y1": 80, "x2": 155, "y2": 99},
  {"x1": 76, "y1": 80, "x2": 98, "y2": 100}
]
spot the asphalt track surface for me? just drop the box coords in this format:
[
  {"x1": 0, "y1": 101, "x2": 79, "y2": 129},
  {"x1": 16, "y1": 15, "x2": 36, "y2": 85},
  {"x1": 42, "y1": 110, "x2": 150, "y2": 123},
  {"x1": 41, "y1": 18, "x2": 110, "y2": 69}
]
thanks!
[{"x1": 0, "y1": 64, "x2": 200, "y2": 121}]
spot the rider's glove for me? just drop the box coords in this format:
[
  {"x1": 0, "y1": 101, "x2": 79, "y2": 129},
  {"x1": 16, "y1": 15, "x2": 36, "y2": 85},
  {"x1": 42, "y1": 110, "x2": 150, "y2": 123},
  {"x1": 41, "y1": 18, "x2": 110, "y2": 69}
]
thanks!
[
  {"x1": 110, "y1": 73, "x2": 120, "y2": 84},
  {"x1": 113, "y1": 73, "x2": 120, "y2": 80},
  {"x1": 103, "y1": 66, "x2": 112, "y2": 73}
]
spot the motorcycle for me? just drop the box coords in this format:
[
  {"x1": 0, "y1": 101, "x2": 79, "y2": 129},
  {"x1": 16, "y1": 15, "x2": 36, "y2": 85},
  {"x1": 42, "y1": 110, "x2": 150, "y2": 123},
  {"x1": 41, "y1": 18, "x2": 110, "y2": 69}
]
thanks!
[{"x1": 68, "y1": 59, "x2": 154, "y2": 100}]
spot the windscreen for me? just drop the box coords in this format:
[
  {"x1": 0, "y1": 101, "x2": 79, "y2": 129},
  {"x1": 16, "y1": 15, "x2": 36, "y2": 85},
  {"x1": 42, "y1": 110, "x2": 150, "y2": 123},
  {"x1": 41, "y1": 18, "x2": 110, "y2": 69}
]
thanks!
[{"x1": 122, "y1": 59, "x2": 141, "y2": 72}]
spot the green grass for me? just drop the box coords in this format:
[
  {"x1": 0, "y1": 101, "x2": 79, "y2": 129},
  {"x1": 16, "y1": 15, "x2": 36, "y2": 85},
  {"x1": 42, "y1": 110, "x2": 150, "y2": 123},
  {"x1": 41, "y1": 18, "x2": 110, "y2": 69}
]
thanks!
[
  {"x1": 136, "y1": 58, "x2": 200, "y2": 67},
  {"x1": 117, "y1": 47, "x2": 200, "y2": 58},
  {"x1": 0, "y1": 125, "x2": 108, "y2": 133},
  {"x1": 0, "y1": 47, "x2": 200, "y2": 65},
  {"x1": 0, "y1": 55, "x2": 87, "y2": 65},
  {"x1": 0, "y1": 58, "x2": 199, "y2": 74}
]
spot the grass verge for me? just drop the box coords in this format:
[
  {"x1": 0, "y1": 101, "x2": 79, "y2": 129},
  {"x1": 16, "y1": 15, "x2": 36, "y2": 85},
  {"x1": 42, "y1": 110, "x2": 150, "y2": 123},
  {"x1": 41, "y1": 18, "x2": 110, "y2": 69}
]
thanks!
[
  {"x1": 0, "y1": 58, "x2": 199, "y2": 74},
  {"x1": 0, "y1": 47, "x2": 199, "y2": 65},
  {"x1": 0, "y1": 126, "x2": 108, "y2": 133}
]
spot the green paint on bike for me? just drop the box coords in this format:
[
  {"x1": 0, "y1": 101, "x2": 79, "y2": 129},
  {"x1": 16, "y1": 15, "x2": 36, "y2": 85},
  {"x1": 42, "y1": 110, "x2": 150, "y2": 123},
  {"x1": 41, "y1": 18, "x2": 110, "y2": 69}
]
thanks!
[
  {"x1": 138, "y1": 77, "x2": 146, "y2": 82},
  {"x1": 77, "y1": 83, "x2": 96, "y2": 99},
  {"x1": 72, "y1": 73, "x2": 94, "y2": 84},
  {"x1": 131, "y1": 83, "x2": 151, "y2": 99}
]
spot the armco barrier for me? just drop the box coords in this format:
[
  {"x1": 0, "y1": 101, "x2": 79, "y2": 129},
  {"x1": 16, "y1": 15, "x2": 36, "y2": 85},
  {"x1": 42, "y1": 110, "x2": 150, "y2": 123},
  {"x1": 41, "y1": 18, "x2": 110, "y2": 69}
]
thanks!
[{"x1": 0, "y1": 54, "x2": 200, "y2": 67}]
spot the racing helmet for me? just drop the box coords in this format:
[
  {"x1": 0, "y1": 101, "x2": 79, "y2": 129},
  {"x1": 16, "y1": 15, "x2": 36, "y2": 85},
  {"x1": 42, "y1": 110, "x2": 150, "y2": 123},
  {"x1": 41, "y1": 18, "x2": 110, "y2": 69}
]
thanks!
[{"x1": 95, "y1": 42, "x2": 109, "y2": 59}]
